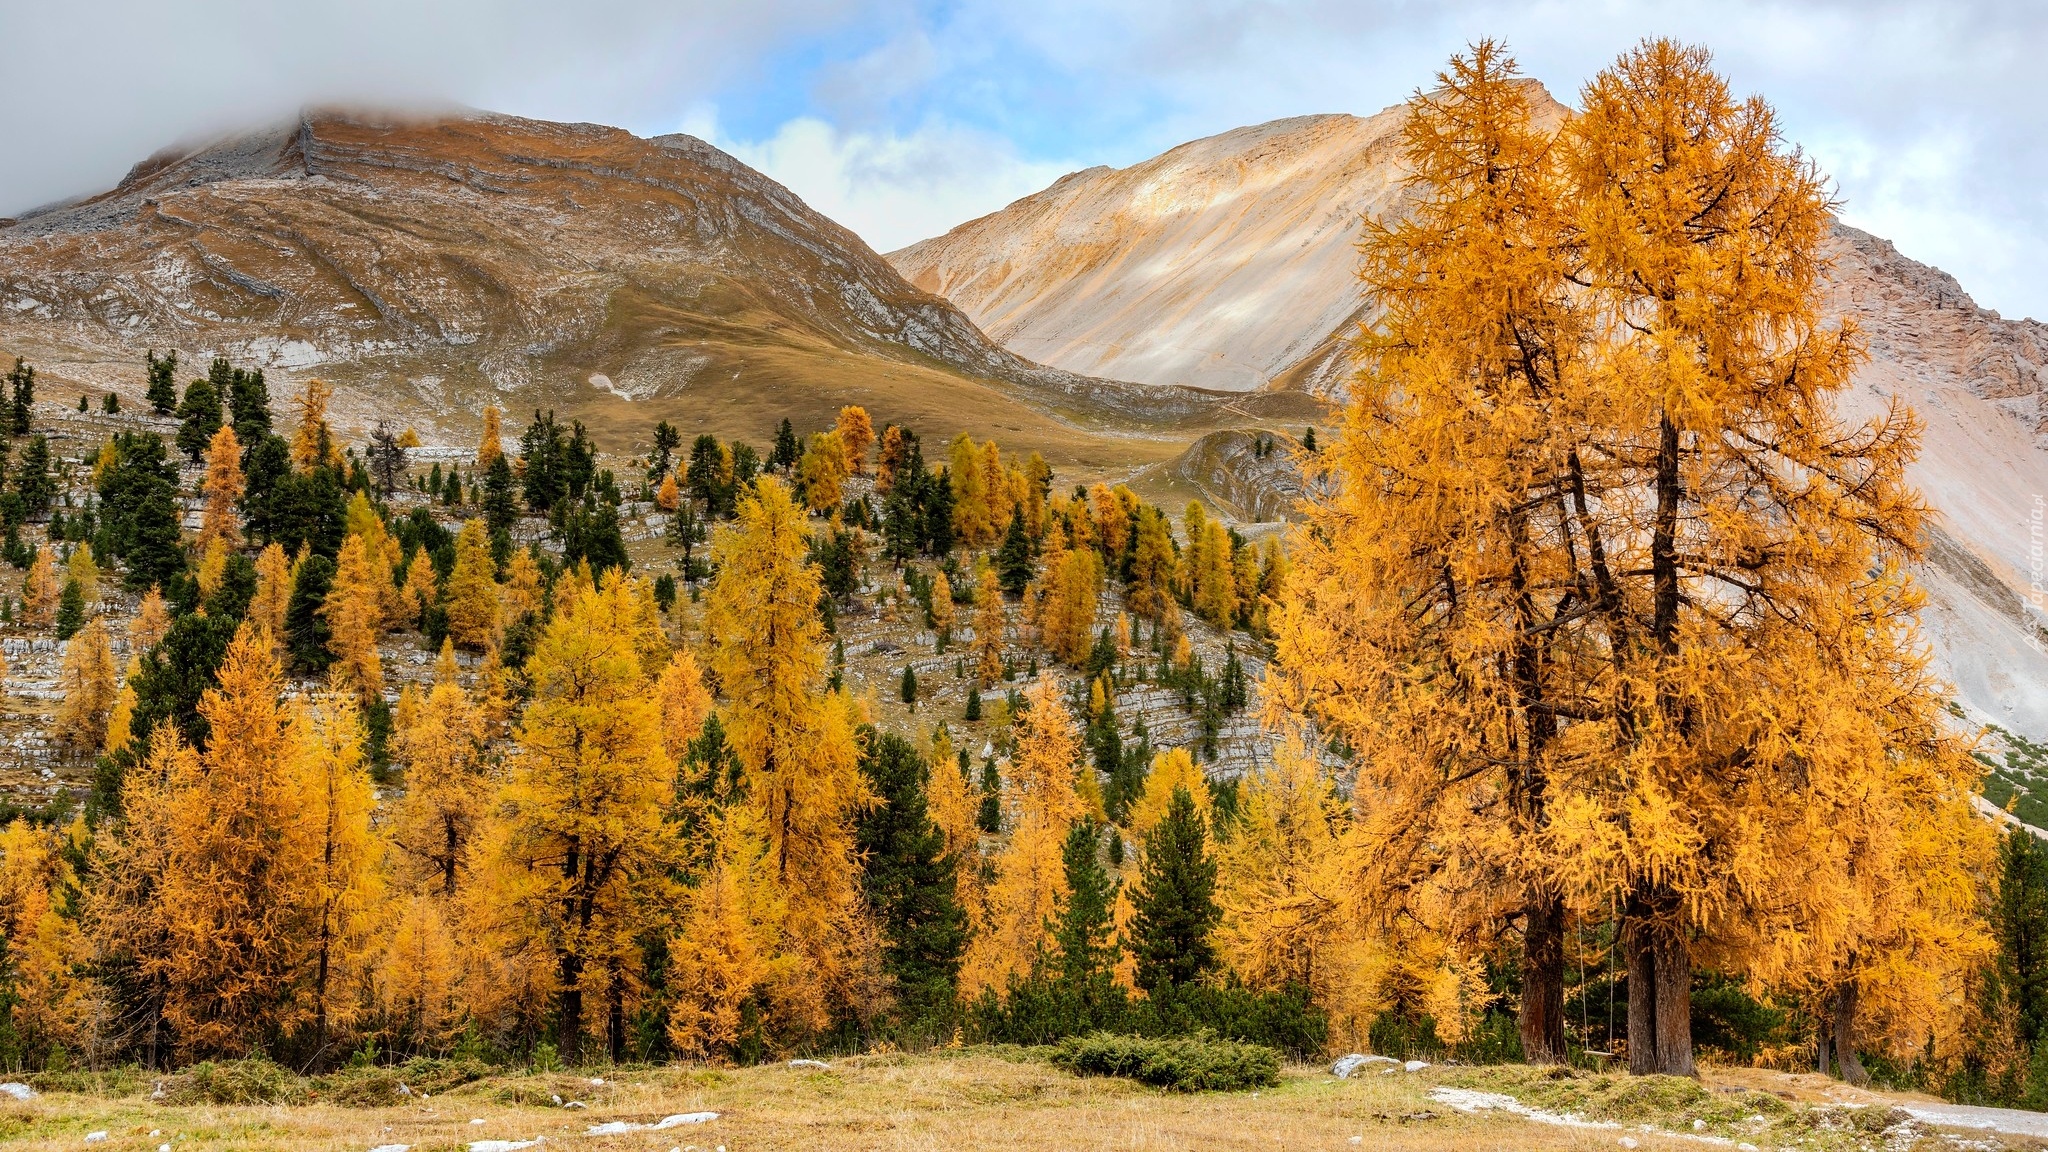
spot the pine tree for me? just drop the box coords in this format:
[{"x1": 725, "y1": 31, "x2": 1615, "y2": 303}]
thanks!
[
  {"x1": 976, "y1": 756, "x2": 1002, "y2": 835},
  {"x1": 174, "y1": 376, "x2": 222, "y2": 464},
  {"x1": 964, "y1": 683, "x2": 982, "y2": 722},
  {"x1": 1053, "y1": 822, "x2": 1120, "y2": 1011},
  {"x1": 996, "y1": 509, "x2": 1033, "y2": 597},
  {"x1": 8, "y1": 357, "x2": 33, "y2": 435},
  {"x1": 13, "y1": 434, "x2": 53, "y2": 517},
  {"x1": 285, "y1": 554, "x2": 336, "y2": 674},
  {"x1": 1129, "y1": 786, "x2": 1219, "y2": 992},
  {"x1": 227, "y1": 361, "x2": 272, "y2": 447},
  {"x1": 126, "y1": 484, "x2": 186, "y2": 592},
  {"x1": 55, "y1": 577, "x2": 84, "y2": 640},
  {"x1": 900, "y1": 663, "x2": 918, "y2": 706},
  {"x1": 856, "y1": 731, "x2": 968, "y2": 1018},
  {"x1": 145, "y1": 349, "x2": 179, "y2": 415}
]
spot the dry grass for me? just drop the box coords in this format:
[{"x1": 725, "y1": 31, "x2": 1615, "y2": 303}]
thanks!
[{"x1": 0, "y1": 1053, "x2": 1671, "y2": 1152}]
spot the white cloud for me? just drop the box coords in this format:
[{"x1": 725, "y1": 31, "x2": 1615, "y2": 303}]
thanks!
[{"x1": 702, "y1": 113, "x2": 1080, "y2": 253}]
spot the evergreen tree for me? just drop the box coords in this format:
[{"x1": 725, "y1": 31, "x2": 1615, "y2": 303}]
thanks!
[
  {"x1": 855, "y1": 731, "x2": 969, "y2": 1019},
  {"x1": 124, "y1": 611, "x2": 237, "y2": 756},
  {"x1": 285, "y1": 553, "x2": 336, "y2": 674},
  {"x1": 520, "y1": 409, "x2": 567, "y2": 513},
  {"x1": 238, "y1": 434, "x2": 292, "y2": 545},
  {"x1": 1301, "y1": 426, "x2": 1316, "y2": 453},
  {"x1": 174, "y1": 377, "x2": 223, "y2": 463},
  {"x1": 900, "y1": 664, "x2": 919, "y2": 706},
  {"x1": 996, "y1": 509, "x2": 1033, "y2": 597},
  {"x1": 1997, "y1": 828, "x2": 2048, "y2": 1054},
  {"x1": 226, "y1": 361, "x2": 271, "y2": 447},
  {"x1": 977, "y1": 756, "x2": 1002, "y2": 834},
  {"x1": 1053, "y1": 822, "x2": 1120, "y2": 1008},
  {"x1": 964, "y1": 683, "x2": 982, "y2": 722},
  {"x1": 126, "y1": 486, "x2": 186, "y2": 592},
  {"x1": 13, "y1": 435, "x2": 53, "y2": 517},
  {"x1": 482, "y1": 453, "x2": 519, "y2": 538},
  {"x1": 55, "y1": 577, "x2": 84, "y2": 640},
  {"x1": 145, "y1": 349, "x2": 179, "y2": 414},
  {"x1": 103, "y1": 392, "x2": 118, "y2": 414},
  {"x1": 1129, "y1": 786, "x2": 1220, "y2": 992},
  {"x1": 366, "y1": 420, "x2": 406, "y2": 495},
  {"x1": 7, "y1": 357, "x2": 33, "y2": 435},
  {"x1": 649, "y1": 420, "x2": 681, "y2": 479},
  {"x1": 770, "y1": 417, "x2": 800, "y2": 473},
  {"x1": 559, "y1": 500, "x2": 629, "y2": 578}
]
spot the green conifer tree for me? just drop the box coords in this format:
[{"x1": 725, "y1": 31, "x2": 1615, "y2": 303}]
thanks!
[
  {"x1": 997, "y1": 509, "x2": 1033, "y2": 598},
  {"x1": 8, "y1": 357, "x2": 34, "y2": 435},
  {"x1": 145, "y1": 350, "x2": 179, "y2": 415},
  {"x1": 1129, "y1": 786, "x2": 1220, "y2": 992},
  {"x1": 977, "y1": 755, "x2": 1003, "y2": 834},
  {"x1": 1053, "y1": 822, "x2": 1121, "y2": 1014},
  {"x1": 901, "y1": 664, "x2": 919, "y2": 706},
  {"x1": 285, "y1": 553, "x2": 336, "y2": 673},
  {"x1": 174, "y1": 377, "x2": 222, "y2": 463},
  {"x1": 855, "y1": 731, "x2": 969, "y2": 1020},
  {"x1": 54, "y1": 577, "x2": 84, "y2": 640}
]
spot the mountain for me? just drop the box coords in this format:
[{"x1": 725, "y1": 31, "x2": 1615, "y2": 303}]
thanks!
[
  {"x1": 0, "y1": 108, "x2": 1301, "y2": 473},
  {"x1": 893, "y1": 100, "x2": 2048, "y2": 738}
]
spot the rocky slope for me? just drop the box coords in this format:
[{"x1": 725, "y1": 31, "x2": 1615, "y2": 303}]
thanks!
[
  {"x1": 0, "y1": 108, "x2": 1284, "y2": 472},
  {"x1": 895, "y1": 102, "x2": 2048, "y2": 738}
]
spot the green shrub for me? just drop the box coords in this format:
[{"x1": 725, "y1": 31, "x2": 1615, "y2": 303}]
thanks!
[
  {"x1": 162, "y1": 1057, "x2": 304, "y2": 1105},
  {"x1": 1050, "y1": 1032, "x2": 1279, "y2": 1092}
]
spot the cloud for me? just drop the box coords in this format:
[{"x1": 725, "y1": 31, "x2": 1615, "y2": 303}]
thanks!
[
  {"x1": 0, "y1": 0, "x2": 864, "y2": 215},
  {"x1": 697, "y1": 111, "x2": 1077, "y2": 253}
]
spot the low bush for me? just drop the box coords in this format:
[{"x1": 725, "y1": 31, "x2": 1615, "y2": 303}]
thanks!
[
  {"x1": 968, "y1": 975, "x2": 1326, "y2": 1058},
  {"x1": 1050, "y1": 1033, "x2": 1279, "y2": 1092},
  {"x1": 313, "y1": 1057, "x2": 492, "y2": 1106},
  {"x1": 161, "y1": 1057, "x2": 304, "y2": 1105}
]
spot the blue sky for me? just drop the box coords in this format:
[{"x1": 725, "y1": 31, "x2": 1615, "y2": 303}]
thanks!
[{"x1": 4, "y1": 0, "x2": 2044, "y2": 319}]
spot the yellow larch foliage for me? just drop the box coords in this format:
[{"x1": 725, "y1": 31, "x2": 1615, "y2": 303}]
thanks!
[
  {"x1": 400, "y1": 545, "x2": 437, "y2": 627},
  {"x1": 392, "y1": 673, "x2": 486, "y2": 898},
  {"x1": 834, "y1": 405, "x2": 874, "y2": 476},
  {"x1": 199, "y1": 423, "x2": 243, "y2": 549},
  {"x1": 246, "y1": 545, "x2": 292, "y2": 641},
  {"x1": 86, "y1": 726, "x2": 187, "y2": 1060},
  {"x1": 962, "y1": 675, "x2": 1087, "y2": 996},
  {"x1": 479, "y1": 569, "x2": 673, "y2": 1063},
  {"x1": 1125, "y1": 505, "x2": 1178, "y2": 625},
  {"x1": 1090, "y1": 484, "x2": 1134, "y2": 559},
  {"x1": 973, "y1": 563, "x2": 1005, "y2": 687},
  {"x1": 656, "y1": 649, "x2": 714, "y2": 762},
  {"x1": 655, "y1": 471, "x2": 682, "y2": 512},
  {"x1": 443, "y1": 519, "x2": 501, "y2": 651},
  {"x1": 666, "y1": 807, "x2": 796, "y2": 1062},
  {"x1": 798, "y1": 430, "x2": 849, "y2": 513},
  {"x1": 1183, "y1": 503, "x2": 1238, "y2": 629},
  {"x1": 105, "y1": 653, "x2": 141, "y2": 755},
  {"x1": 704, "y1": 476, "x2": 887, "y2": 1032},
  {"x1": 434, "y1": 635, "x2": 461, "y2": 685},
  {"x1": 291, "y1": 691, "x2": 384, "y2": 1049},
  {"x1": 375, "y1": 894, "x2": 465, "y2": 1054},
  {"x1": 290, "y1": 379, "x2": 344, "y2": 471},
  {"x1": 925, "y1": 726, "x2": 985, "y2": 932},
  {"x1": 929, "y1": 566, "x2": 955, "y2": 642},
  {"x1": 0, "y1": 818, "x2": 89, "y2": 1056},
  {"x1": 194, "y1": 537, "x2": 229, "y2": 600},
  {"x1": 132, "y1": 584, "x2": 173, "y2": 653},
  {"x1": 476, "y1": 405, "x2": 504, "y2": 469},
  {"x1": 344, "y1": 490, "x2": 406, "y2": 625},
  {"x1": 22, "y1": 546, "x2": 58, "y2": 626},
  {"x1": 324, "y1": 534, "x2": 386, "y2": 702},
  {"x1": 1213, "y1": 731, "x2": 1383, "y2": 1044},
  {"x1": 1127, "y1": 746, "x2": 1213, "y2": 847},
  {"x1": 875, "y1": 425, "x2": 907, "y2": 494},
  {"x1": 66, "y1": 542, "x2": 100, "y2": 611},
  {"x1": 151, "y1": 624, "x2": 324, "y2": 1056},
  {"x1": 52, "y1": 617, "x2": 118, "y2": 751},
  {"x1": 1036, "y1": 543, "x2": 1102, "y2": 666},
  {"x1": 501, "y1": 547, "x2": 545, "y2": 624}
]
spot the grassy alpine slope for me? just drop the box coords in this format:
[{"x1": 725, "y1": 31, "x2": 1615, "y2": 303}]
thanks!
[{"x1": 2, "y1": 1051, "x2": 2024, "y2": 1152}]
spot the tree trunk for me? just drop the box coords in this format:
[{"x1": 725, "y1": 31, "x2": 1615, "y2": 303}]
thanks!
[
  {"x1": 1520, "y1": 895, "x2": 1568, "y2": 1064},
  {"x1": 1833, "y1": 981, "x2": 1869, "y2": 1086},
  {"x1": 608, "y1": 961, "x2": 627, "y2": 1065},
  {"x1": 558, "y1": 951, "x2": 583, "y2": 1066},
  {"x1": 1624, "y1": 895, "x2": 1695, "y2": 1076}
]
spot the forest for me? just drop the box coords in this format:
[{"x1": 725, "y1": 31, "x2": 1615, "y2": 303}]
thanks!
[{"x1": 0, "y1": 37, "x2": 2045, "y2": 1115}]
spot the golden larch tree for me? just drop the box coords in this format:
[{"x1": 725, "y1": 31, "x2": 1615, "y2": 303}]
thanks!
[
  {"x1": 798, "y1": 430, "x2": 849, "y2": 513},
  {"x1": 291, "y1": 379, "x2": 343, "y2": 471},
  {"x1": 477, "y1": 405, "x2": 504, "y2": 469},
  {"x1": 962, "y1": 675, "x2": 1087, "y2": 996},
  {"x1": 443, "y1": 519, "x2": 502, "y2": 651},
  {"x1": 973, "y1": 563, "x2": 1005, "y2": 687},
  {"x1": 480, "y1": 569, "x2": 674, "y2": 1064},
  {"x1": 292, "y1": 690, "x2": 383, "y2": 1053},
  {"x1": 52, "y1": 617, "x2": 118, "y2": 751},
  {"x1": 199, "y1": 424, "x2": 243, "y2": 549},
  {"x1": 834, "y1": 405, "x2": 875, "y2": 476},
  {"x1": 23, "y1": 546, "x2": 58, "y2": 626},
  {"x1": 248, "y1": 546, "x2": 292, "y2": 640},
  {"x1": 391, "y1": 661, "x2": 487, "y2": 897},
  {"x1": 324, "y1": 534, "x2": 386, "y2": 702}
]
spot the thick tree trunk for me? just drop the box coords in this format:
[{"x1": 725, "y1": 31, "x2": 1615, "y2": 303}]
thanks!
[
  {"x1": 1624, "y1": 895, "x2": 1695, "y2": 1076},
  {"x1": 1520, "y1": 895, "x2": 1568, "y2": 1064},
  {"x1": 1834, "y1": 981, "x2": 1869, "y2": 1086}
]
